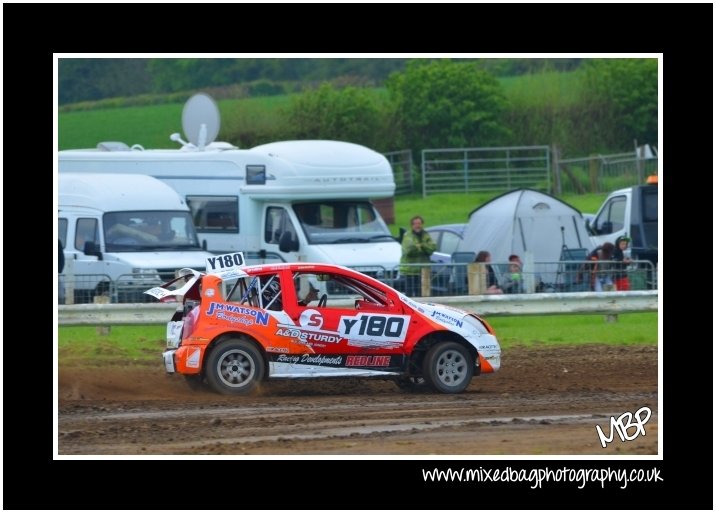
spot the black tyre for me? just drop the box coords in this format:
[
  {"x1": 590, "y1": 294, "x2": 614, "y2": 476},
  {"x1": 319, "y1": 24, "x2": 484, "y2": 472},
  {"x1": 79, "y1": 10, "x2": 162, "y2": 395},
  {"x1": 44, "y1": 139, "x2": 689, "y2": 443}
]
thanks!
[
  {"x1": 205, "y1": 339, "x2": 264, "y2": 395},
  {"x1": 422, "y1": 342, "x2": 474, "y2": 394}
]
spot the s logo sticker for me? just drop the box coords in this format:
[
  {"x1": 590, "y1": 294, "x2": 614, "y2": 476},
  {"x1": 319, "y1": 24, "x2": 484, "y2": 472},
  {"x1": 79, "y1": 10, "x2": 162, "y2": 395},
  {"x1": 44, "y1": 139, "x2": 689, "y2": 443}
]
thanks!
[{"x1": 299, "y1": 309, "x2": 323, "y2": 329}]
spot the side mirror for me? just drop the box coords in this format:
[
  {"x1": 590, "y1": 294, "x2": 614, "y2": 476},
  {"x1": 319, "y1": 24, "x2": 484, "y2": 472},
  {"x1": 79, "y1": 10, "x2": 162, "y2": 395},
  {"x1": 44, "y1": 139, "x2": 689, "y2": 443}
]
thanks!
[
  {"x1": 585, "y1": 219, "x2": 596, "y2": 236},
  {"x1": 396, "y1": 227, "x2": 407, "y2": 244},
  {"x1": 83, "y1": 241, "x2": 103, "y2": 260},
  {"x1": 202, "y1": 239, "x2": 208, "y2": 251},
  {"x1": 278, "y1": 231, "x2": 299, "y2": 253}
]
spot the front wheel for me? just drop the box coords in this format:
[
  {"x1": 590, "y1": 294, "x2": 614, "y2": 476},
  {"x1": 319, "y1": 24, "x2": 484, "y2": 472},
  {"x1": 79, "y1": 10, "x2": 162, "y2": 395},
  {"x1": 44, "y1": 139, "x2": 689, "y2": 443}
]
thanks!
[
  {"x1": 205, "y1": 339, "x2": 264, "y2": 395},
  {"x1": 422, "y1": 342, "x2": 474, "y2": 394}
]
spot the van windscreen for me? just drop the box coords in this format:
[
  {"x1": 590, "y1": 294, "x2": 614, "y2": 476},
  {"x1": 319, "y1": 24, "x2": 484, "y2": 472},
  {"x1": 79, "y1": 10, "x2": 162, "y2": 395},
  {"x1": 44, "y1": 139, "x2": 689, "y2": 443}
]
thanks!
[
  {"x1": 293, "y1": 201, "x2": 394, "y2": 244},
  {"x1": 103, "y1": 211, "x2": 202, "y2": 252}
]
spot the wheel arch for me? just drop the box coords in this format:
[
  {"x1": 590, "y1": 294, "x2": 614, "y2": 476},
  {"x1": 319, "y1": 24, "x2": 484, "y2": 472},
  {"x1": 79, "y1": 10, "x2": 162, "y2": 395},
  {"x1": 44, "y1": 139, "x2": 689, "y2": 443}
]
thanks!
[
  {"x1": 204, "y1": 331, "x2": 269, "y2": 378},
  {"x1": 408, "y1": 331, "x2": 479, "y2": 377}
]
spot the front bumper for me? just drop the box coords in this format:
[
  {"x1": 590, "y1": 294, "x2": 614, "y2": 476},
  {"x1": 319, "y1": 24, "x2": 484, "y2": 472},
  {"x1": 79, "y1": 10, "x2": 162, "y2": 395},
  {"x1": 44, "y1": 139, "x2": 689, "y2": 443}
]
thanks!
[{"x1": 162, "y1": 349, "x2": 176, "y2": 373}]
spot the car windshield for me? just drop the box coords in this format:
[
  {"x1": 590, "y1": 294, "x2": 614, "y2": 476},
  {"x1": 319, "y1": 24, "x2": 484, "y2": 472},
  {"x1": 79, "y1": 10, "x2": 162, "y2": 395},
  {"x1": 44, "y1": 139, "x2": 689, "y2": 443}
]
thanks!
[
  {"x1": 293, "y1": 201, "x2": 393, "y2": 244},
  {"x1": 103, "y1": 211, "x2": 202, "y2": 252}
]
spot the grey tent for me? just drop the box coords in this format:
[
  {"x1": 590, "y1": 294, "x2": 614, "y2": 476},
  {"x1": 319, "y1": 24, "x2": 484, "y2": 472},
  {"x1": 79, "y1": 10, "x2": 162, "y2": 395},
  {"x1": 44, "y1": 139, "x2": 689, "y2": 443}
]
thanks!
[{"x1": 458, "y1": 189, "x2": 595, "y2": 288}]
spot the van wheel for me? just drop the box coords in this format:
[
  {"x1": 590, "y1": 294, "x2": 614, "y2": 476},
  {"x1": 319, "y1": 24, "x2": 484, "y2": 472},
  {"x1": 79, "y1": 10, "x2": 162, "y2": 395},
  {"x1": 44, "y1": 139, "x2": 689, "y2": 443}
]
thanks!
[
  {"x1": 422, "y1": 342, "x2": 473, "y2": 394},
  {"x1": 205, "y1": 339, "x2": 264, "y2": 395}
]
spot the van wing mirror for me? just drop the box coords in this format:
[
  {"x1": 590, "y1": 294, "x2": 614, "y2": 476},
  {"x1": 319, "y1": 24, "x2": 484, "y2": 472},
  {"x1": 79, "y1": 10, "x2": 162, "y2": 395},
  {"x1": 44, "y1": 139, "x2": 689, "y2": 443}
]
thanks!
[
  {"x1": 396, "y1": 227, "x2": 407, "y2": 244},
  {"x1": 84, "y1": 241, "x2": 103, "y2": 260},
  {"x1": 585, "y1": 219, "x2": 596, "y2": 236},
  {"x1": 278, "y1": 231, "x2": 299, "y2": 253},
  {"x1": 600, "y1": 221, "x2": 613, "y2": 235}
]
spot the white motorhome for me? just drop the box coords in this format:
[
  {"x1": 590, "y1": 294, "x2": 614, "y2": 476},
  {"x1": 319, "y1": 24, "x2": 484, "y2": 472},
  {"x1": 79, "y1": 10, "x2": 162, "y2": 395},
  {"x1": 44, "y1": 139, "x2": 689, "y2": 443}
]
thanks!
[
  {"x1": 59, "y1": 173, "x2": 214, "y2": 303},
  {"x1": 58, "y1": 139, "x2": 401, "y2": 280}
]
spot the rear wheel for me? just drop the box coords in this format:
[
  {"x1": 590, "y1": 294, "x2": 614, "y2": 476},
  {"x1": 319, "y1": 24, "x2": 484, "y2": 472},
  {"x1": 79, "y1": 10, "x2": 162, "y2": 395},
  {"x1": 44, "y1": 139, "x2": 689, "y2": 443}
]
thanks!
[
  {"x1": 422, "y1": 342, "x2": 473, "y2": 394},
  {"x1": 205, "y1": 339, "x2": 264, "y2": 395}
]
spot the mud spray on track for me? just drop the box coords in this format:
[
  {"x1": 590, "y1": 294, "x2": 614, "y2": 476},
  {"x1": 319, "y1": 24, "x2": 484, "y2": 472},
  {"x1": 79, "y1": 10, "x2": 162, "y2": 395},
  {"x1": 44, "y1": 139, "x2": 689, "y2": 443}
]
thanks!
[{"x1": 58, "y1": 344, "x2": 657, "y2": 455}]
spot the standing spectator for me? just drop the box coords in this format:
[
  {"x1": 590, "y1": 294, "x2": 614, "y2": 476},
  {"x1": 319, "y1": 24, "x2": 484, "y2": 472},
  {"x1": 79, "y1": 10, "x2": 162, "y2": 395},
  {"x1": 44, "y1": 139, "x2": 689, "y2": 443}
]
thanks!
[
  {"x1": 59, "y1": 239, "x2": 66, "y2": 304},
  {"x1": 59, "y1": 238, "x2": 65, "y2": 274},
  {"x1": 399, "y1": 215, "x2": 437, "y2": 297},
  {"x1": 587, "y1": 242, "x2": 615, "y2": 291},
  {"x1": 612, "y1": 235, "x2": 632, "y2": 290},
  {"x1": 475, "y1": 250, "x2": 504, "y2": 294},
  {"x1": 502, "y1": 254, "x2": 523, "y2": 294}
]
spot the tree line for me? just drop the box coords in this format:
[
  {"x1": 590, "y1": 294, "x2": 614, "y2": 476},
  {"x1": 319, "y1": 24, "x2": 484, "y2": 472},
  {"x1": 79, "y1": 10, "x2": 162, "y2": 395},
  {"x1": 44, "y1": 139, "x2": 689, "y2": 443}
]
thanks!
[
  {"x1": 271, "y1": 59, "x2": 656, "y2": 156},
  {"x1": 58, "y1": 58, "x2": 582, "y2": 105},
  {"x1": 59, "y1": 58, "x2": 656, "y2": 156}
]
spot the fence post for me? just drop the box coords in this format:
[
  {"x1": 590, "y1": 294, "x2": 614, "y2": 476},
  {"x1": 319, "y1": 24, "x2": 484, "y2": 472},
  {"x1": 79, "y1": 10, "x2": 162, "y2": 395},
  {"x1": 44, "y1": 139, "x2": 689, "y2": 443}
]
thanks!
[
  {"x1": 551, "y1": 144, "x2": 561, "y2": 195},
  {"x1": 65, "y1": 258, "x2": 75, "y2": 305},
  {"x1": 420, "y1": 267, "x2": 431, "y2": 297},
  {"x1": 506, "y1": 148, "x2": 511, "y2": 189},
  {"x1": 93, "y1": 294, "x2": 111, "y2": 335},
  {"x1": 634, "y1": 140, "x2": 645, "y2": 183},
  {"x1": 589, "y1": 156, "x2": 599, "y2": 193},
  {"x1": 406, "y1": 151, "x2": 414, "y2": 193},
  {"x1": 463, "y1": 150, "x2": 469, "y2": 193},
  {"x1": 468, "y1": 263, "x2": 485, "y2": 295},
  {"x1": 421, "y1": 149, "x2": 428, "y2": 199}
]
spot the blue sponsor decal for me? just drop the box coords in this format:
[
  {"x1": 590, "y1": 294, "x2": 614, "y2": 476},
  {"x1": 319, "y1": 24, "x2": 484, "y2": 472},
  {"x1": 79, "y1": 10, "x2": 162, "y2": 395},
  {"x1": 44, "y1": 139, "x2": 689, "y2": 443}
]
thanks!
[
  {"x1": 430, "y1": 310, "x2": 463, "y2": 328},
  {"x1": 205, "y1": 302, "x2": 270, "y2": 326}
]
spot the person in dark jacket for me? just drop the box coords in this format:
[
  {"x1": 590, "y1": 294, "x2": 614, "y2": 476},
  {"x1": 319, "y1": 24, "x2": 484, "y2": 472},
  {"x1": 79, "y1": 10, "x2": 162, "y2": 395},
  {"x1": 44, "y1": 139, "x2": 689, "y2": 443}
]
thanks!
[
  {"x1": 612, "y1": 235, "x2": 632, "y2": 290},
  {"x1": 587, "y1": 242, "x2": 615, "y2": 291},
  {"x1": 475, "y1": 250, "x2": 503, "y2": 294},
  {"x1": 59, "y1": 239, "x2": 65, "y2": 273},
  {"x1": 59, "y1": 239, "x2": 66, "y2": 304}
]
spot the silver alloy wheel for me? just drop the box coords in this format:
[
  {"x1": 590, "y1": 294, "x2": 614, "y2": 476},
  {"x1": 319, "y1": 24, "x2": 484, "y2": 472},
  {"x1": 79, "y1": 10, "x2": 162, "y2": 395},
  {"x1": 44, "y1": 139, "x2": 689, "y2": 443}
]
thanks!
[
  {"x1": 434, "y1": 348, "x2": 468, "y2": 386},
  {"x1": 216, "y1": 349, "x2": 256, "y2": 388}
]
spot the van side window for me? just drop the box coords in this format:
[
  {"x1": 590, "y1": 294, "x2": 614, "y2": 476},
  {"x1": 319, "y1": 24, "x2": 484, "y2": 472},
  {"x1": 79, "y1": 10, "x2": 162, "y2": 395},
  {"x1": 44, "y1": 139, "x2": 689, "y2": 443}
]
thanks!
[
  {"x1": 186, "y1": 196, "x2": 238, "y2": 233},
  {"x1": 59, "y1": 218, "x2": 68, "y2": 249},
  {"x1": 642, "y1": 188, "x2": 658, "y2": 222},
  {"x1": 265, "y1": 207, "x2": 296, "y2": 244},
  {"x1": 594, "y1": 196, "x2": 626, "y2": 235},
  {"x1": 75, "y1": 218, "x2": 99, "y2": 251},
  {"x1": 440, "y1": 231, "x2": 461, "y2": 255}
]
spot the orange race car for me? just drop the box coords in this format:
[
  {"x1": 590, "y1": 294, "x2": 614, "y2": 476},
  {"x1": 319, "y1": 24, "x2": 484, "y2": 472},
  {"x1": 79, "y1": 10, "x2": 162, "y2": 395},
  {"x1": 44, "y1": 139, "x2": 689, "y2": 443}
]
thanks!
[{"x1": 145, "y1": 252, "x2": 501, "y2": 395}]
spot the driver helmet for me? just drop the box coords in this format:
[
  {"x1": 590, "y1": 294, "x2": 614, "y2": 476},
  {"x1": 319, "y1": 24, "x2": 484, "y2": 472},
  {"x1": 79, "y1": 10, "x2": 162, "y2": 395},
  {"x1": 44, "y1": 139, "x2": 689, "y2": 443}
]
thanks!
[{"x1": 262, "y1": 279, "x2": 282, "y2": 309}]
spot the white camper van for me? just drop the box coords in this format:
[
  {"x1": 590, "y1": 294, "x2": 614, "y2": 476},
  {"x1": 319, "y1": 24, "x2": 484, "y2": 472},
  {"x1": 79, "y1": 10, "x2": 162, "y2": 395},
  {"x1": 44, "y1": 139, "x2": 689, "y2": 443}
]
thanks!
[
  {"x1": 59, "y1": 173, "x2": 214, "y2": 303},
  {"x1": 58, "y1": 140, "x2": 401, "y2": 280}
]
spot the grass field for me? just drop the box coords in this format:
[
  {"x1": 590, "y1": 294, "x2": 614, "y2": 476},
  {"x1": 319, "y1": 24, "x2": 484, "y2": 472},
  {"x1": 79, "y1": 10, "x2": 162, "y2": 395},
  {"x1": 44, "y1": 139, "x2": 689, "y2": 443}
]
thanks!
[
  {"x1": 58, "y1": 96, "x2": 293, "y2": 150},
  {"x1": 58, "y1": 71, "x2": 585, "y2": 151},
  {"x1": 57, "y1": 312, "x2": 657, "y2": 367},
  {"x1": 500, "y1": 70, "x2": 584, "y2": 108},
  {"x1": 388, "y1": 192, "x2": 606, "y2": 235}
]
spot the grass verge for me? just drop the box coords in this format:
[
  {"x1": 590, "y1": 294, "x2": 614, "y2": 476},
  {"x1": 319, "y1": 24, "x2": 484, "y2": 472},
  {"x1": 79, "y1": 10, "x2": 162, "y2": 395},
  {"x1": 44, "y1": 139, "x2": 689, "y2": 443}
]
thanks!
[{"x1": 58, "y1": 312, "x2": 657, "y2": 367}]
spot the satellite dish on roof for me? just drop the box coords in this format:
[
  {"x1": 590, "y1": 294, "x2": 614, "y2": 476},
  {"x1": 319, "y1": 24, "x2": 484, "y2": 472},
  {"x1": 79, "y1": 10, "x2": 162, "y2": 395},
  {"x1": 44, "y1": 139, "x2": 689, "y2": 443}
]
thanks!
[{"x1": 182, "y1": 93, "x2": 220, "y2": 150}]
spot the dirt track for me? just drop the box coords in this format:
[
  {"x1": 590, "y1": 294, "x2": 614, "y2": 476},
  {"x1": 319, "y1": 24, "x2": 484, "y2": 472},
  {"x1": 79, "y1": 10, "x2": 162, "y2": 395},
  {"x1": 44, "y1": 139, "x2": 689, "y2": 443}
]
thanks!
[{"x1": 58, "y1": 344, "x2": 658, "y2": 455}]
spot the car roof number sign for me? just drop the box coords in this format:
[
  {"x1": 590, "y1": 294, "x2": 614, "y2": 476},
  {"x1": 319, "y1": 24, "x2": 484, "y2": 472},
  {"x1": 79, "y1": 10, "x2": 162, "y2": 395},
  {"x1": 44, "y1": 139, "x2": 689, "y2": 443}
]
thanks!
[{"x1": 206, "y1": 252, "x2": 246, "y2": 274}]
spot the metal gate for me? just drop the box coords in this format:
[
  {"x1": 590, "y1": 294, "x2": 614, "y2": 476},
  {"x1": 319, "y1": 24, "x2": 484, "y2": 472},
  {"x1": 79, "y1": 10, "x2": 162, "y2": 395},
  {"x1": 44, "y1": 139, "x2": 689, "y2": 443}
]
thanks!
[{"x1": 421, "y1": 146, "x2": 551, "y2": 197}]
